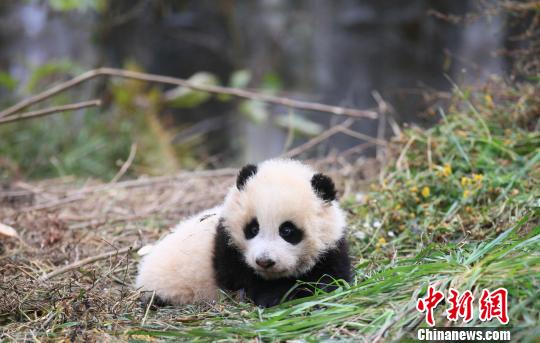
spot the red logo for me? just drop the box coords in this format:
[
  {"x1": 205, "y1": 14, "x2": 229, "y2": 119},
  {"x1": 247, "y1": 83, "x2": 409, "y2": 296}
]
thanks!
[
  {"x1": 479, "y1": 288, "x2": 509, "y2": 324},
  {"x1": 446, "y1": 288, "x2": 473, "y2": 322},
  {"x1": 416, "y1": 285, "x2": 445, "y2": 327},
  {"x1": 416, "y1": 286, "x2": 509, "y2": 326}
]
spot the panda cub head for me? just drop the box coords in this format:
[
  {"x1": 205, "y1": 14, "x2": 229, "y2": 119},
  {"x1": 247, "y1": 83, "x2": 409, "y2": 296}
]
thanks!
[{"x1": 221, "y1": 159, "x2": 346, "y2": 280}]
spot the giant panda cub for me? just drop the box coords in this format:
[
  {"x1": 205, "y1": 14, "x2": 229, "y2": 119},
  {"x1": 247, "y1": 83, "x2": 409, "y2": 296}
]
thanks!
[{"x1": 136, "y1": 159, "x2": 352, "y2": 307}]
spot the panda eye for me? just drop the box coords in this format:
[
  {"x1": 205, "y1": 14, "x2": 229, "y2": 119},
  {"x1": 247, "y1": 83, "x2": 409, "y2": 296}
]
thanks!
[
  {"x1": 280, "y1": 225, "x2": 293, "y2": 237},
  {"x1": 279, "y1": 221, "x2": 303, "y2": 245},
  {"x1": 244, "y1": 218, "x2": 259, "y2": 239}
]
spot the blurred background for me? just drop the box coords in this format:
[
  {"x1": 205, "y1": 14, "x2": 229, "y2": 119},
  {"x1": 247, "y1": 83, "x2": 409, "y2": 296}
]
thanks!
[{"x1": 0, "y1": 0, "x2": 531, "y2": 180}]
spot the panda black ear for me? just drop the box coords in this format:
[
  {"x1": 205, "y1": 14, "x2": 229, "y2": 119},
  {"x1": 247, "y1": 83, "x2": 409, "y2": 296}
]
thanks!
[
  {"x1": 311, "y1": 173, "x2": 337, "y2": 202},
  {"x1": 237, "y1": 164, "x2": 258, "y2": 190}
]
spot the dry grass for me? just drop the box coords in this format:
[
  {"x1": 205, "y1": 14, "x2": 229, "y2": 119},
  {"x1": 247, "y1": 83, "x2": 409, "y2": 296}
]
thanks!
[{"x1": 0, "y1": 169, "x2": 237, "y2": 340}]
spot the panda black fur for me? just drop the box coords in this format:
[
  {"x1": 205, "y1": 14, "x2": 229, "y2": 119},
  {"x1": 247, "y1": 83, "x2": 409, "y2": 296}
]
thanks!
[{"x1": 136, "y1": 159, "x2": 352, "y2": 307}]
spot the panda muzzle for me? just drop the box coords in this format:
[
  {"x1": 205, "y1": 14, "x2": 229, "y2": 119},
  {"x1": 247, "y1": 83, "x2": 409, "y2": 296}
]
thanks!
[{"x1": 255, "y1": 257, "x2": 275, "y2": 269}]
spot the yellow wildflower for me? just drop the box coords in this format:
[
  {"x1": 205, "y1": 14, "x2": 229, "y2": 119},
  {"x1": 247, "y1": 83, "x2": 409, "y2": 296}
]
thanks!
[
  {"x1": 394, "y1": 204, "x2": 402, "y2": 210},
  {"x1": 421, "y1": 186, "x2": 430, "y2": 198},
  {"x1": 410, "y1": 186, "x2": 418, "y2": 193},
  {"x1": 473, "y1": 174, "x2": 484, "y2": 183},
  {"x1": 375, "y1": 237, "x2": 387, "y2": 252},
  {"x1": 461, "y1": 177, "x2": 471, "y2": 187},
  {"x1": 436, "y1": 164, "x2": 452, "y2": 178},
  {"x1": 442, "y1": 164, "x2": 452, "y2": 177},
  {"x1": 463, "y1": 189, "x2": 470, "y2": 198}
]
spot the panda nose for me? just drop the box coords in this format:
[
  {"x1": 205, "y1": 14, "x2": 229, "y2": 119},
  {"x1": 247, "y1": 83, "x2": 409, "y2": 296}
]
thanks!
[{"x1": 256, "y1": 257, "x2": 275, "y2": 269}]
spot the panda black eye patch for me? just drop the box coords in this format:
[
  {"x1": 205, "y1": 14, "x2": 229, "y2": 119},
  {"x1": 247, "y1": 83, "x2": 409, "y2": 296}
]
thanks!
[
  {"x1": 244, "y1": 218, "x2": 259, "y2": 239},
  {"x1": 279, "y1": 221, "x2": 303, "y2": 245}
]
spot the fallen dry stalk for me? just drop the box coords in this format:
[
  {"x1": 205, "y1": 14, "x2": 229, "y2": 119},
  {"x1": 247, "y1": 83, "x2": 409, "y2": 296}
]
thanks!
[
  {"x1": 0, "y1": 100, "x2": 101, "y2": 125},
  {"x1": 283, "y1": 119, "x2": 354, "y2": 158},
  {"x1": 110, "y1": 143, "x2": 137, "y2": 183},
  {"x1": 65, "y1": 168, "x2": 237, "y2": 196},
  {"x1": 338, "y1": 126, "x2": 388, "y2": 146},
  {"x1": 39, "y1": 243, "x2": 140, "y2": 281},
  {"x1": 0, "y1": 67, "x2": 377, "y2": 119}
]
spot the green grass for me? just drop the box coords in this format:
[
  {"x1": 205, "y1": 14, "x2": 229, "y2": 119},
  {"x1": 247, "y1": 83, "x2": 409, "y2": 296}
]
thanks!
[
  {"x1": 125, "y1": 219, "x2": 538, "y2": 342},
  {"x1": 0, "y1": 108, "x2": 134, "y2": 180}
]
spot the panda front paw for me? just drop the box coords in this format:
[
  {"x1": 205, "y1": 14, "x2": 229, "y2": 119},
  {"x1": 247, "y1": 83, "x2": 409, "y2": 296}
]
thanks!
[
  {"x1": 252, "y1": 292, "x2": 282, "y2": 308},
  {"x1": 246, "y1": 286, "x2": 284, "y2": 307},
  {"x1": 246, "y1": 278, "x2": 296, "y2": 307}
]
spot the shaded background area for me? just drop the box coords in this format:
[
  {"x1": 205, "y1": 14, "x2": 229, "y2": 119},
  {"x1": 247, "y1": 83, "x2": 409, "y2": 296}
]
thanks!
[{"x1": 0, "y1": 0, "x2": 516, "y2": 180}]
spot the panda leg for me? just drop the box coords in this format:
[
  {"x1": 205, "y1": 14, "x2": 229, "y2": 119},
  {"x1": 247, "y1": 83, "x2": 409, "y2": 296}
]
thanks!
[
  {"x1": 246, "y1": 277, "x2": 296, "y2": 308},
  {"x1": 140, "y1": 291, "x2": 171, "y2": 309}
]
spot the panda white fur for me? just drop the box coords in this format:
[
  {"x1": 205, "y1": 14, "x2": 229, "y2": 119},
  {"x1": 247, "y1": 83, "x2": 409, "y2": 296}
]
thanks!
[
  {"x1": 136, "y1": 206, "x2": 222, "y2": 305},
  {"x1": 136, "y1": 159, "x2": 351, "y2": 307}
]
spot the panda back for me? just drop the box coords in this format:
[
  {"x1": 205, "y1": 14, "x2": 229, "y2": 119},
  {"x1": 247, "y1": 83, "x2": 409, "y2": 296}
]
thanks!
[{"x1": 135, "y1": 206, "x2": 222, "y2": 305}]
